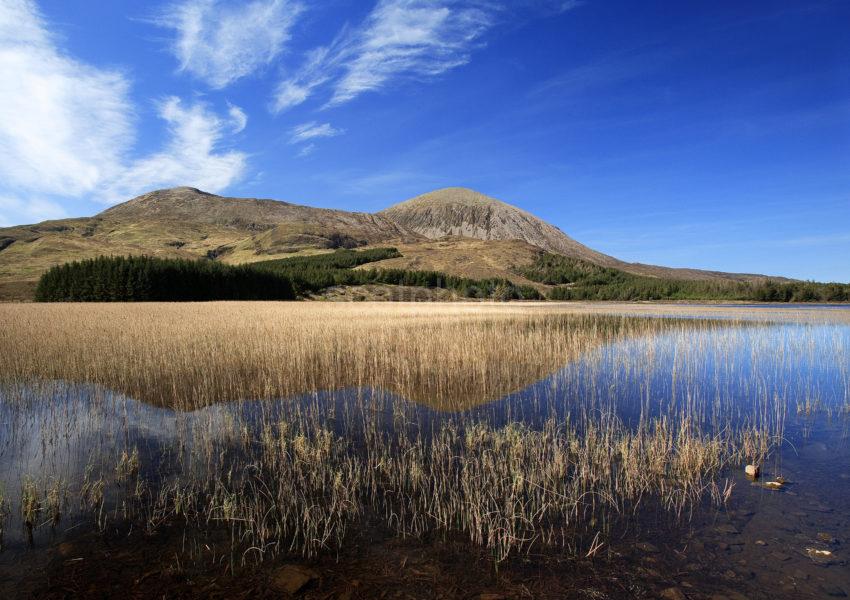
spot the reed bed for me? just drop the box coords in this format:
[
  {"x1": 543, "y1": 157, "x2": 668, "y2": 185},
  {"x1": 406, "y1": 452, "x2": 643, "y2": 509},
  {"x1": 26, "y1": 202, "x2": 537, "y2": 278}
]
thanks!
[
  {"x1": 1, "y1": 303, "x2": 630, "y2": 409},
  {"x1": 0, "y1": 302, "x2": 848, "y2": 567}
]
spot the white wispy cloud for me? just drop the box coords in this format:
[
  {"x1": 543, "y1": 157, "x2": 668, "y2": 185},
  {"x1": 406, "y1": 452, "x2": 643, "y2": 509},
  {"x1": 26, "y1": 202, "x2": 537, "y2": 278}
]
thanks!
[
  {"x1": 329, "y1": 0, "x2": 494, "y2": 107},
  {"x1": 273, "y1": 0, "x2": 495, "y2": 112},
  {"x1": 525, "y1": 0, "x2": 584, "y2": 15},
  {"x1": 296, "y1": 143, "x2": 316, "y2": 157},
  {"x1": 227, "y1": 102, "x2": 248, "y2": 133},
  {"x1": 289, "y1": 121, "x2": 343, "y2": 144},
  {"x1": 102, "y1": 97, "x2": 248, "y2": 201},
  {"x1": 272, "y1": 45, "x2": 336, "y2": 112},
  {"x1": 0, "y1": 0, "x2": 248, "y2": 221},
  {"x1": 158, "y1": 0, "x2": 303, "y2": 89},
  {"x1": 0, "y1": 0, "x2": 133, "y2": 198}
]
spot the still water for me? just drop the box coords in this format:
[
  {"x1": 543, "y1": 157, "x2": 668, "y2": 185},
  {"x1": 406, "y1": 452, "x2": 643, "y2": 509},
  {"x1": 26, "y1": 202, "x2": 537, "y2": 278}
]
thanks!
[{"x1": 0, "y1": 316, "x2": 848, "y2": 598}]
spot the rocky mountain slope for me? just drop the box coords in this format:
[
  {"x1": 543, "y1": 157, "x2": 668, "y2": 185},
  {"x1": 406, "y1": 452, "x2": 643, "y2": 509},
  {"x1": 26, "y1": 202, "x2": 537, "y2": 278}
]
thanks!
[
  {"x1": 379, "y1": 187, "x2": 770, "y2": 282},
  {"x1": 0, "y1": 186, "x2": 780, "y2": 300},
  {"x1": 378, "y1": 188, "x2": 618, "y2": 266}
]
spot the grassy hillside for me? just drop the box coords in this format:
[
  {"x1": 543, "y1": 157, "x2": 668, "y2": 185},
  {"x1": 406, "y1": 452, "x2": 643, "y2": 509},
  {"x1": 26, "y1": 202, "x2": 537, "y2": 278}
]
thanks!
[
  {"x1": 354, "y1": 238, "x2": 546, "y2": 291},
  {"x1": 252, "y1": 249, "x2": 543, "y2": 300}
]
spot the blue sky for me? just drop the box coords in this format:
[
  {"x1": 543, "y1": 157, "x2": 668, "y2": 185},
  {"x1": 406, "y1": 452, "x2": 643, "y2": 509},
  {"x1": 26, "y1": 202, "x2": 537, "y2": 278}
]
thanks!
[{"x1": 0, "y1": 0, "x2": 848, "y2": 281}]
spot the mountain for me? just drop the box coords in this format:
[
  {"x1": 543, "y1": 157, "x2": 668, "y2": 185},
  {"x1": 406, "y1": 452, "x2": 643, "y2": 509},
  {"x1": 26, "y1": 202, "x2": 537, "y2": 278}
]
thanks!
[
  {"x1": 379, "y1": 187, "x2": 772, "y2": 282},
  {"x1": 99, "y1": 186, "x2": 417, "y2": 254},
  {"x1": 102, "y1": 187, "x2": 411, "y2": 241},
  {"x1": 378, "y1": 187, "x2": 618, "y2": 266},
  {"x1": 0, "y1": 186, "x2": 781, "y2": 300},
  {"x1": 0, "y1": 187, "x2": 419, "y2": 299}
]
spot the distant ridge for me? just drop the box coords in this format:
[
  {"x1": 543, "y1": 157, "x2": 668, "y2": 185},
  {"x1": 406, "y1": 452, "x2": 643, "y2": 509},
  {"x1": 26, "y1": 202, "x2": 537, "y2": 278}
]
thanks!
[
  {"x1": 0, "y1": 186, "x2": 785, "y2": 300},
  {"x1": 103, "y1": 186, "x2": 412, "y2": 243}
]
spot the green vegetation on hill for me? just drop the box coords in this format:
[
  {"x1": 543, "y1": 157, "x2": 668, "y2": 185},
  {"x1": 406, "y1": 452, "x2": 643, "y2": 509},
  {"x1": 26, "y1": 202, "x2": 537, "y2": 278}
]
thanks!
[
  {"x1": 520, "y1": 253, "x2": 850, "y2": 302},
  {"x1": 253, "y1": 248, "x2": 543, "y2": 300},
  {"x1": 34, "y1": 249, "x2": 544, "y2": 302},
  {"x1": 35, "y1": 255, "x2": 295, "y2": 302},
  {"x1": 34, "y1": 250, "x2": 849, "y2": 304},
  {"x1": 253, "y1": 247, "x2": 403, "y2": 292}
]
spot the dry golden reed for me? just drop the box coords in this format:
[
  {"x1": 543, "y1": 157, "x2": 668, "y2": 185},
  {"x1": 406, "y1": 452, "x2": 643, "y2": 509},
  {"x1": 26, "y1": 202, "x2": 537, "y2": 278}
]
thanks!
[
  {"x1": 0, "y1": 302, "x2": 657, "y2": 409},
  {"x1": 0, "y1": 302, "x2": 846, "y2": 564}
]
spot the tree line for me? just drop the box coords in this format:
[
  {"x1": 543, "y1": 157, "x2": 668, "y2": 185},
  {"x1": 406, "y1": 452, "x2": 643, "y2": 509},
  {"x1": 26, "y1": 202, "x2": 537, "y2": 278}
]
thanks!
[
  {"x1": 35, "y1": 249, "x2": 543, "y2": 302},
  {"x1": 35, "y1": 255, "x2": 295, "y2": 301},
  {"x1": 519, "y1": 253, "x2": 850, "y2": 302},
  {"x1": 35, "y1": 250, "x2": 848, "y2": 303}
]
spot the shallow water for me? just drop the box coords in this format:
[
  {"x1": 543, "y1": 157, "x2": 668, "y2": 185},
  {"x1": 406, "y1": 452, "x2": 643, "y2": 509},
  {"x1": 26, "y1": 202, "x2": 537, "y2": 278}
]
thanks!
[{"x1": 0, "y1": 315, "x2": 848, "y2": 598}]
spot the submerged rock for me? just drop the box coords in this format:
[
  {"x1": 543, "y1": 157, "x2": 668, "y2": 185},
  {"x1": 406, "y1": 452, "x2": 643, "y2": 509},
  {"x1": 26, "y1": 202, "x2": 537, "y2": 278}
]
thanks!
[
  {"x1": 660, "y1": 587, "x2": 688, "y2": 600},
  {"x1": 270, "y1": 564, "x2": 319, "y2": 595},
  {"x1": 805, "y1": 547, "x2": 838, "y2": 567},
  {"x1": 635, "y1": 542, "x2": 660, "y2": 553},
  {"x1": 710, "y1": 592, "x2": 749, "y2": 600},
  {"x1": 715, "y1": 524, "x2": 740, "y2": 535}
]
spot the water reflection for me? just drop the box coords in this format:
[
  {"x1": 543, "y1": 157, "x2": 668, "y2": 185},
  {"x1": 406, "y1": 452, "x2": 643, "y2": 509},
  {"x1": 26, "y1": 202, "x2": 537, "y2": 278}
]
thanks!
[{"x1": 0, "y1": 318, "x2": 848, "y2": 597}]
